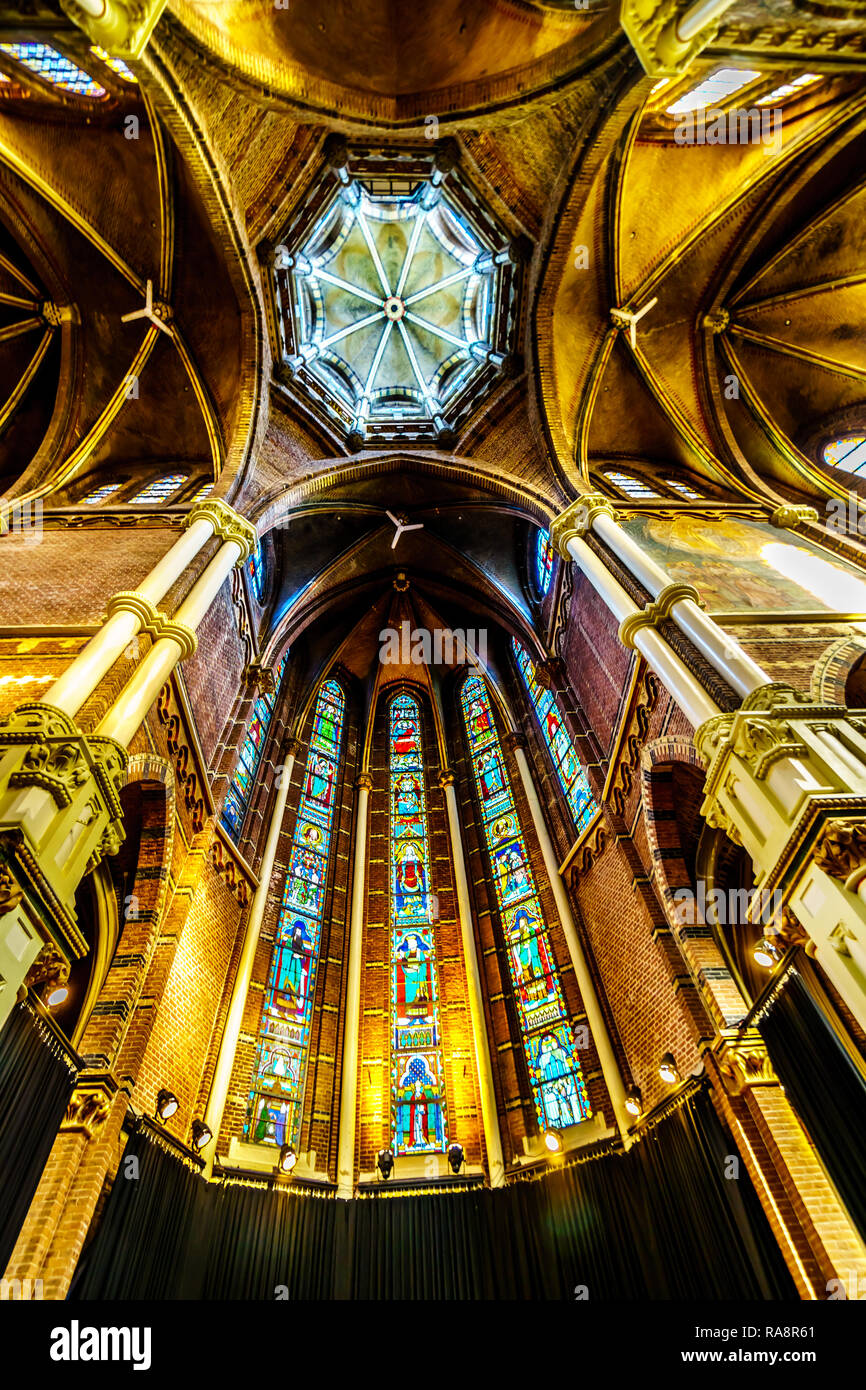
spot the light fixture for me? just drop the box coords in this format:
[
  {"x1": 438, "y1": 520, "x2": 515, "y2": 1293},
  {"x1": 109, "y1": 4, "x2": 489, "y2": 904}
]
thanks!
[
  {"x1": 376, "y1": 1147, "x2": 394, "y2": 1180},
  {"x1": 190, "y1": 1119, "x2": 212, "y2": 1151},
  {"x1": 45, "y1": 984, "x2": 69, "y2": 1009},
  {"x1": 278, "y1": 1144, "x2": 297, "y2": 1174},
  {"x1": 447, "y1": 1142, "x2": 464, "y2": 1174},
  {"x1": 155, "y1": 1089, "x2": 178, "y2": 1122},
  {"x1": 625, "y1": 1085, "x2": 642, "y2": 1117},
  {"x1": 659, "y1": 1053, "x2": 680, "y2": 1084},
  {"x1": 543, "y1": 1128, "x2": 563, "y2": 1154},
  {"x1": 754, "y1": 937, "x2": 778, "y2": 969}
]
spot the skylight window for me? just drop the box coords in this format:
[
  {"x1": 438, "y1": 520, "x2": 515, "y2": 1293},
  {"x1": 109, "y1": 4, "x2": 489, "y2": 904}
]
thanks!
[
  {"x1": 666, "y1": 68, "x2": 761, "y2": 116},
  {"x1": 0, "y1": 43, "x2": 105, "y2": 97},
  {"x1": 824, "y1": 437, "x2": 866, "y2": 477},
  {"x1": 604, "y1": 471, "x2": 662, "y2": 499},
  {"x1": 757, "y1": 73, "x2": 820, "y2": 107}
]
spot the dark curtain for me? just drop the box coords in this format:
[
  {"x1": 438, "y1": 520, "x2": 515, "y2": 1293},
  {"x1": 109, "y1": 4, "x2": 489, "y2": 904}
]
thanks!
[
  {"x1": 759, "y1": 968, "x2": 866, "y2": 1241},
  {"x1": 0, "y1": 999, "x2": 77, "y2": 1271},
  {"x1": 72, "y1": 1084, "x2": 796, "y2": 1300}
]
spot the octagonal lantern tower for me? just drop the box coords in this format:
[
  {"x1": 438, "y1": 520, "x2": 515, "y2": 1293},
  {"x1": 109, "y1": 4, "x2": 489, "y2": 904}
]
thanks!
[{"x1": 270, "y1": 139, "x2": 525, "y2": 450}]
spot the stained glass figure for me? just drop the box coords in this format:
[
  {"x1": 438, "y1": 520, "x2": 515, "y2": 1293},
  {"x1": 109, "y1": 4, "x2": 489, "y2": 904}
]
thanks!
[
  {"x1": 460, "y1": 675, "x2": 591, "y2": 1132},
  {"x1": 535, "y1": 530, "x2": 553, "y2": 596},
  {"x1": 221, "y1": 652, "x2": 288, "y2": 840},
  {"x1": 247, "y1": 542, "x2": 265, "y2": 602},
  {"x1": 511, "y1": 640, "x2": 598, "y2": 835},
  {"x1": 245, "y1": 679, "x2": 345, "y2": 1149},
  {"x1": 388, "y1": 693, "x2": 448, "y2": 1155}
]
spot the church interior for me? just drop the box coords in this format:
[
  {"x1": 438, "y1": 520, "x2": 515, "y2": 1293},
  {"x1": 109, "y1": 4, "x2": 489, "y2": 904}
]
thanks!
[{"x1": 1, "y1": 0, "x2": 866, "y2": 1306}]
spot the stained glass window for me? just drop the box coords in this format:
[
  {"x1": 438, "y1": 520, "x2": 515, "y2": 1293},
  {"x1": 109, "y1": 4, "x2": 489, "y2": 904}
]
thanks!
[
  {"x1": 535, "y1": 530, "x2": 554, "y2": 597},
  {"x1": 190, "y1": 481, "x2": 214, "y2": 501},
  {"x1": 247, "y1": 542, "x2": 265, "y2": 602},
  {"x1": 461, "y1": 675, "x2": 591, "y2": 1132},
  {"x1": 82, "y1": 483, "x2": 122, "y2": 504},
  {"x1": 664, "y1": 477, "x2": 701, "y2": 500},
  {"x1": 604, "y1": 470, "x2": 661, "y2": 499},
  {"x1": 245, "y1": 679, "x2": 344, "y2": 1149},
  {"x1": 666, "y1": 67, "x2": 761, "y2": 116},
  {"x1": 90, "y1": 45, "x2": 137, "y2": 83},
  {"x1": 824, "y1": 437, "x2": 866, "y2": 476},
  {"x1": 389, "y1": 693, "x2": 448, "y2": 1156},
  {"x1": 130, "y1": 473, "x2": 186, "y2": 504},
  {"x1": 0, "y1": 43, "x2": 105, "y2": 97},
  {"x1": 512, "y1": 640, "x2": 598, "y2": 836},
  {"x1": 221, "y1": 652, "x2": 288, "y2": 840}
]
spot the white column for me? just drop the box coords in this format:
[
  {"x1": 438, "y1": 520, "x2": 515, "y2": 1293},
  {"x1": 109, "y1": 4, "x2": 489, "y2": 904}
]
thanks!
[
  {"x1": 46, "y1": 514, "x2": 216, "y2": 717},
  {"x1": 202, "y1": 743, "x2": 298, "y2": 1177},
  {"x1": 512, "y1": 740, "x2": 633, "y2": 1145},
  {"x1": 591, "y1": 512, "x2": 769, "y2": 698},
  {"x1": 336, "y1": 773, "x2": 372, "y2": 1199},
  {"x1": 565, "y1": 534, "x2": 721, "y2": 728},
  {"x1": 439, "y1": 771, "x2": 506, "y2": 1187},
  {"x1": 95, "y1": 535, "x2": 244, "y2": 747}
]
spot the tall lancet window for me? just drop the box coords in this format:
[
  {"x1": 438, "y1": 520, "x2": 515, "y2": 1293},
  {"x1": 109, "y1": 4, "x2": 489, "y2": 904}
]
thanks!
[
  {"x1": 389, "y1": 693, "x2": 448, "y2": 1156},
  {"x1": 461, "y1": 675, "x2": 591, "y2": 1132},
  {"x1": 511, "y1": 640, "x2": 597, "y2": 835},
  {"x1": 221, "y1": 652, "x2": 288, "y2": 840},
  {"x1": 245, "y1": 679, "x2": 345, "y2": 1149}
]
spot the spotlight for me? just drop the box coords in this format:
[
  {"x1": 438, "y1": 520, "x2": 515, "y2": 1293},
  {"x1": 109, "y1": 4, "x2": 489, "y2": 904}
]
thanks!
[
  {"x1": 376, "y1": 1147, "x2": 394, "y2": 1180},
  {"x1": 278, "y1": 1144, "x2": 297, "y2": 1174},
  {"x1": 190, "y1": 1119, "x2": 212, "y2": 1151},
  {"x1": 754, "y1": 937, "x2": 778, "y2": 969},
  {"x1": 447, "y1": 1142, "x2": 464, "y2": 1174},
  {"x1": 625, "y1": 1085, "x2": 642, "y2": 1117},
  {"x1": 45, "y1": 984, "x2": 69, "y2": 1009},
  {"x1": 155, "y1": 1089, "x2": 179, "y2": 1122},
  {"x1": 659, "y1": 1053, "x2": 680, "y2": 1085},
  {"x1": 543, "y1": 1128, "x2": 563, "y2": 1154}
]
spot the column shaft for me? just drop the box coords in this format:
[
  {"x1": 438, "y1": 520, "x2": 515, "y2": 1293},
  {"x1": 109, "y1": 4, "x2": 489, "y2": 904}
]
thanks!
[
  {"x1": 202, "y1": 750, "x2": 296, "y2": 1176},
  {"x1": 46, "y1": 516, "x2": 215, "y2": 717},
  {"x1": 95, "y1": 537, "x2": 243, "y2": 747},
  {"x1": 441, "y1": 777, "x2": 505, "y2": 1186},
  {"x1": 513, "y1": 743, "x2": 632, "y2": 1143},
  {"x1": 592, "y1": 513, "x2": 769, "y2": 698},
  {"x1": 336, "y1": 777, "x2": 371, "y2": 1199},
  {"x1": 566, "y1": 536, "x2": 721, "y2": 727}
]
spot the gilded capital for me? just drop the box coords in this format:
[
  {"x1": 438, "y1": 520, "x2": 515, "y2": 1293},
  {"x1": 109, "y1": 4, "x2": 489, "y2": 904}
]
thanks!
[
  {"x1": 550, "y1": 494, "x2": 617, "y2": 559},
  {"x1": 618, "y1": 582, "x2": 702, "y2": 650},
  {"x1": 185, "y1": 498, "x2": 258, "y2": 564},
  {"x1": 438, "y1": 768, "x2": 456, "y2": 788},
  {"x1": 356, "y1": 772, "x2": 374, "y2": 792},
  {"x1": 770, "y1": 505, "x2": 820, "y2": 530},
  {"x1": 813, "y1": 819, "x2": 866, "y2": 890}
]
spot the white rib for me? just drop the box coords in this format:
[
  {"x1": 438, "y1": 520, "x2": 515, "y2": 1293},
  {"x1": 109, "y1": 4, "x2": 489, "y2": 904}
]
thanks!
[
  {"x1": 404, "y1": 312, "x2": 467, "y2": 350},
  {"x1": 397, "y1": 320, "x2": 432, "y2": 405},
  {"x1": 357, "y1": 213, "x2": 392, "y2": 297},
  {"x1": 320, "y1": 310, "x2": 383, "y2": 349},
  {"x1": 313, "y1": 269, "x2": 385, "y2": 307},
  {"x1": 403, "y1": 267, "x2": 473, "y2": 306},
  {"x1": 396, "y1": 210, "x2": 426, "y2": 298}
]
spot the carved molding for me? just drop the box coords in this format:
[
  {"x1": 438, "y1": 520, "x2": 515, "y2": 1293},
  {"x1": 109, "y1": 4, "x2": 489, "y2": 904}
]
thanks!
[
  {"x1": 210, "y1": 838, "x2": 251, "y2": 907},
  {"x1": 24, "y1": 941, "x2": 71, "y2": 992},
  {"x1": 62, "y1": 1083, "x2": 113, "y2": 1136},
  {"x1": 106, "y1": 592, "x2": 197, "y2": 659},
  {"x1": 770, "y1": 505, "x2": 820, "y2": 530},
  {"x1": 618, "y1": 583, "x2": 703, "y2": 651},
  {"x1": 813, "y1": 818, "x2": 866, "y2": 888},
  {"x1": 185, "y1": 498, "x2": 258, "y2": 563},
  {"x1": 156, "y1": 686, "x2": 206, "y2": 832},
  {"x1": 0, "y1": 864, "x2": 23, "y2": 915}
]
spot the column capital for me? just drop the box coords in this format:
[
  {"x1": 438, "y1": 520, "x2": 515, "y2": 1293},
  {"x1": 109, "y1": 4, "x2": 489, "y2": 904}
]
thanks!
[
  {"x1": 185, "y1": 498, "x2": 258, "y2": 563},
  {"x1": 550, "y1": 494, "x2": 618, "y2": 559},
  {"x1": 437, "y1": 768, "x2": 456, "y2": 788},
  {"x1": 714, "y1": 1030, "x2": 777, "y2": 1096},
  {"x1": 282, "y1": 736, "x2": 303, "y2": 760},
  {"x1": 618, "y1": 582, "x2": 702, "y2": 651},
  {"x1": 356, "y1": 772, "x2": 374, "y2": 791}
]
